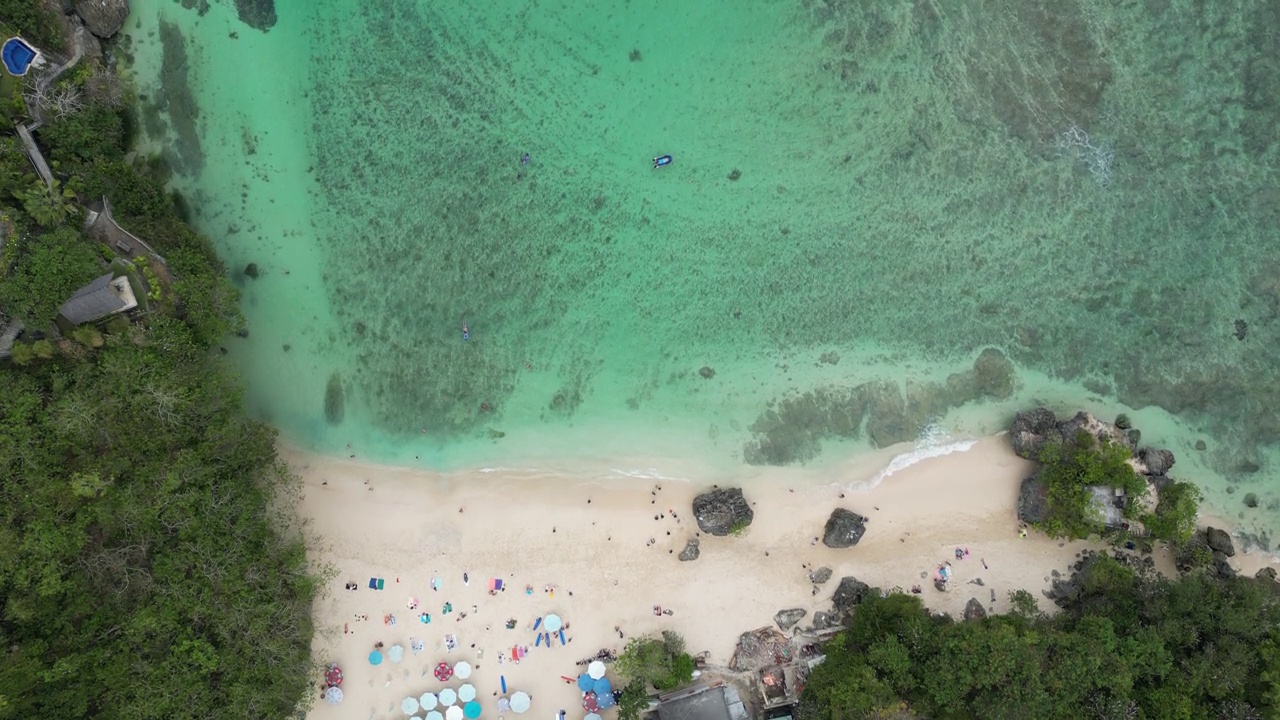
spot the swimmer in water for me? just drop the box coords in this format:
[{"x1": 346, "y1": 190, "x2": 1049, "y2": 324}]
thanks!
[{"x1": 462, "y1": 318, "x2": 470, "y2": 341}]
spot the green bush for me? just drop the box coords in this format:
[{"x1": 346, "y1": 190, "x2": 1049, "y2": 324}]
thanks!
[
  {"x1": 1145, "y1": 480, "x2": 1201, "y2": 543},
  {"x1": 1035, "y1": 430, "x2": 1147, "y2": 539},
  {"x1": 0, "y1": 225, "x2": 101, "y2": 324}
]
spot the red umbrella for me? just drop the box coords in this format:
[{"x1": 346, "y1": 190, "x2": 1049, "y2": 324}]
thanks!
[
  {"x1": 325, "y1": 665, "x2": 343, "y2": 687},
  {"x1": 582, "y1": 692, "x2": 599, "y2": 712},
  {"x1": 435, "y1": 662, "x2": 454, "y2": 681}
]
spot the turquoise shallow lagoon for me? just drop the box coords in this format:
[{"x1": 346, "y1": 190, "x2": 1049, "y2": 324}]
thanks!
[{"x1": 126, "y1": 1, "x2": 1279, "y2": 534}]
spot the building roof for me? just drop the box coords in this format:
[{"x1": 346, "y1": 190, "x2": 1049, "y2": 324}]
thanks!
[
  {"x1": 59, "y1": 273, "x2": 137, "y2": 325},
  {"x1": 657, "y1": 684, "x2": 748, "y2": 720}
]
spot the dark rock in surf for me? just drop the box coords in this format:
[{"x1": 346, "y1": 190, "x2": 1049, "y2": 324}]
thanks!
[
  {"x1": 1139, "y1": 447, "x2": 1176, "y2": 476},
  {"x1": 1205, "y1": 526, "x2": 1235, "y2": 557},
  {"x1": 244, "y1": 262, "x2": 259, "y2": 279},
  {"x1": 234, "y1": 0, "x2": 277, "y2": 31},
  {"x1": 74, "y1": 0, "x2": 130, "y2": 38}
]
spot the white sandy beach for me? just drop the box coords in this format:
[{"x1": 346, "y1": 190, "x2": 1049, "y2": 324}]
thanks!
[{"x1": 289, "y1": 435, "x2": 1269, "y2": 720}]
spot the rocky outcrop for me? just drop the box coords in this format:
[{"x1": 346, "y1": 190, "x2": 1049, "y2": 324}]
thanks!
[
  {"x1": 1011, "y1": 408, "x2": 1137, "y2": 461},
  {"x1": 1206, "y1": 527, "x2": 1235, "y2": 557},
  {"x1": 74, "y1": 0, "x2": 130, "y2": 39},
  {"x1": 1256, "y1": 567, "x2": 1277, "y2": 582},
  {"x1": 811, "y1": 610, "x2": 838, "y2": 629},
  {"x1": 773, "y1": 608, "x2": 807, "y2": 631},
  {"x1": 692, "y1": 488, "x2": 753, "y2": 536},
  {"x1": 831, "y1": 576, "x2": 872, "y2": 613},
  {"x1": 822, "y1": 508, "x2": 868, "y2": 548},
  {"x1": 1017, "y1": 476, "x2": 1050, "y2": 524},
  {"x1": 1139, "y1": 447, "x2": 1176, "y2": 476},
  {"x1": 808, "y1": 566, "x2": 833, "y2": 585},
  {"x1": 963, "y1": 598, "x2": 987, "y2": 621},
  {"x1": 677, "y1": 538, "x2": 700, "y2": 562}
]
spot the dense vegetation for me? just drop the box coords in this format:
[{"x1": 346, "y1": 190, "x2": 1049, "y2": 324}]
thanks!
[
  {"x1": 0, "y1": 7, "x2": 317, "y2": 719},
  {"x1": 615, "y1": 631, "x2": 696, "y2": 720},
  {"x1": 1034, "y1": 430, "x2": 1200, "y2": 544},
  {"x1": 800, "y1": 556, "x2": 1280, "y2": 720}
]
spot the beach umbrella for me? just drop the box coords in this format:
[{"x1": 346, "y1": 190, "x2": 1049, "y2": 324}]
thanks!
[
  {"x1": 454, "y1": 660, "x2": 473, "y2": 679},
  {"x1": 428, "y1": 712, "x2": 445, "y2": 720},
  {"x1": 592, "y1": 678, "x2": 612, "y2": 697},
  {"x1": 369, "y1": 650, "x2": 384, "y2": 666},
  {"x1": 464, "y1": 700, "x2": 482, "y2": 719},
  {"x1": 420, "y1": 692, "x2": 438, "y2": 710},
  {"x1": 434, "y1": 662, "x2": 453, "y2": 681},
  {"x1": 510, "y1": 691, "x2": 531, "y2": 713},
  {"x1": 389, "y1": 645, "x2": 405, "y2": 663},
  {"x1": 403, "y1": 697, "x2": 422, "y2": 715},
  {"x1": 582, "y1": 692, "x2": 598, "y2": 713},
  {"x1": 458, "y1": 684, "x2": 476, "y2": 702},
  {"x1": 577, "y1": 673, "x2": 594, "y2": 692},
  {"x1": 596, "y1": 692, "x2": 615, "y2": 711},
  {"x1": 325, "y1": 686, "x2": 344, "y2": 704},
  {"x1": 497, "y1": 698, "x2": 512, "y2": 713},
  {"x1": 587, "y1": 661, "x2": 606, "y2": 680},
  {"x1": 447, "y1": 706, "x2": 464, "y2": 720},
  {"x1": 543, "y1": 614, "x2": 563, "y2": 632},
  {"x1": 585, "y1": 714, "x2": 602, "y2": 720},
  {"x1": 326, "y1": 664, "x2": 344, "y2": 686},
  {"x1": 439, "y1": 688, "x2": 458, "y2": 706}
]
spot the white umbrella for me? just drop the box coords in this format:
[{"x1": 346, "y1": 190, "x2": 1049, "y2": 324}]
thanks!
[
  {"x1": 420, "y1": 692, "x2": 438, "y2": 710},
  {"x1": 510, "y1": 691, "x2": 531, "y2": 713},
  {"x1": 543, "y1": 614, "x2": 563, "y2": 632},
  {"x1": 428, "y1": 712, "x2": 445, "y2": 720},
  {"x1": 439, "y1": 688, "x2": 458, "y2": 706},
  {"x1": 585, "y1": 715, "x2": 602, "y2": 720},
  {"x1": 325, "y1": 686, "x2": 344, "y2": 704},
  {"x1": 389, "y1": 645, "x2": 406, "y2": 663},
  {"x1": 458, "y1": 684, "x2": 476, "y2": 702},
  {"x1": 453, "y1": 661, "x2": 472, "y2": 679},
  {"x1": 403, "y1": 696, "x2": 421, "y2": 715},
  {"x1": 587, "y1": 661, "x2": 606, "y2": 680},
  {"x1": 447, "y1": 706, "x2": 464, "y2": 720}
]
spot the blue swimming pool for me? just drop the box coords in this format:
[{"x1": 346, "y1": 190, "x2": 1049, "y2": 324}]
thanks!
[{"x1": 2, "y1": 37, "x2": 37, "y2": 76}]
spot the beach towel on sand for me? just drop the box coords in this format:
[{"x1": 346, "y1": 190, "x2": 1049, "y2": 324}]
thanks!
[{"x1": 369, "y1": 578, "x2": 377, "y2": 589}]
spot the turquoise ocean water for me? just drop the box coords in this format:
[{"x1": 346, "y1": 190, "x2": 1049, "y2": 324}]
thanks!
[{"x1": 125, "y1": 1, "x2": 1279, "y2": 537}]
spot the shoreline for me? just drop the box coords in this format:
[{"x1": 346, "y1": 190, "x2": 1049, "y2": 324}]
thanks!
[{"x1": 288, "y1": 435, "x2": 1275, "y2": 719}]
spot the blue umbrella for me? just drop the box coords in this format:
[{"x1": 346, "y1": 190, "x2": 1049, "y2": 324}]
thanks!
[
  {"x1": 592, "y1": 678, "x2": 612, "y2": 697},
  {"x1": 577, "y1": 674, "x2": 594, "y2": 692},
  {"x1": 464, "y1": 701, "x2": 482, "y2": 719},
  {"x1": 369, "y1": 650, "x2": 384, "y2": 666},
  {"x1": 596, "y1": 692, "x2": 615, "y2": 710}
]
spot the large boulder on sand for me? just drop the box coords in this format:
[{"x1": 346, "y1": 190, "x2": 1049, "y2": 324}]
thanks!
[
  {"x1": 692, "y1": 487, "x2": 753, "y2": 536},
  {"x1": 964, "y1": 598, "x2": 987, "y2": 621},
  {"x1": 808, "y1": 566, "x2": 833, "y2": 585},
  {"x1": 773, "y1": 608, "x2": 807, "y2": 631},
  {"x1": 1206, "y1": 527, "x2": 1235, "y2": 557},
  {"x1": 74, "y1": 0, "x2": 130, "y2": 38},
  {"x1": 831, "y1": 576, "x2": 872, "y2": 613},
  {"x1": 678, "y1": 537, "x2": 700, "y2": 562},
  {"x1": 822, "y1": 508, "x2": 868, "y2": 548},
  {"x1": 1017, "y1": 477, "x2": 1050, "y2": 524}
]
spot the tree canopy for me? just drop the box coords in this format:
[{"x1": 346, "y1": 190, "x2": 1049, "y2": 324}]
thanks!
[
  {"x1": 799, "y1": 557, "x2": 1280, "y2": 720},
  {"x1": 0, "y1": 6, "x2": 317, "y2": 717}
]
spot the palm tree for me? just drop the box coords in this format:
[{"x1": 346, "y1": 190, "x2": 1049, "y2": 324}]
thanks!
[{"x1": 17, "y1": 178, "x2": 77, "y2": 227}]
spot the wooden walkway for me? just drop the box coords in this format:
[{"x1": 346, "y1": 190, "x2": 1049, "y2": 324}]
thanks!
[{"x1": 15, "y1": 124, "x2": 53, "y2": 191}]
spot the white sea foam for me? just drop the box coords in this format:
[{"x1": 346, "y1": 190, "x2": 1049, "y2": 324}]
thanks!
[
  {"x1": 608, "y1": 468, "x2": 687, "y2": 481},
  {"x1": 852, "y1": 424, "x2": 977, "y2": 492}
]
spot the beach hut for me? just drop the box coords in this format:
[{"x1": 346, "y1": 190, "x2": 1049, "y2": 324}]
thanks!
[
  {"x1": 543, "y1": 614, "x2": 563, "y2": 632},
  {"x1": 458, "y1": 684, "x2": 476, "y2": 702},
  {"x1": 420, "y1": 692, "x2": 438, "y2": 710},
  {"x1": 439, "y1": 688, "x2": 458, "y2": 706},
  {"x1": 325, "y1": 686, "x2": 344, "y2": 704},
  {"x1": 454, "y1": 660, "x2": 473, "y2": 679},
  {"x1": 587, "y1": 661, "x2": 606, "y2": 680},
  {"x1": 510, "y1": 691, "x2": 531, "y2": 714},
  {"x1": 403, "y1": 696, "x2": 421, "y2": 715},
  {"x1": 446, "y1": 705, "x2": 464, "y2": 720}
]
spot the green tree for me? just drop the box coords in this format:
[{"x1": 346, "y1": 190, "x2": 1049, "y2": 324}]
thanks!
[
  {"x1": 0, "y1": 225, "x2": 101, "y2": 324},
  {"x1": 16, "y1": 178, "x2": 78, "y2": 228}
]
